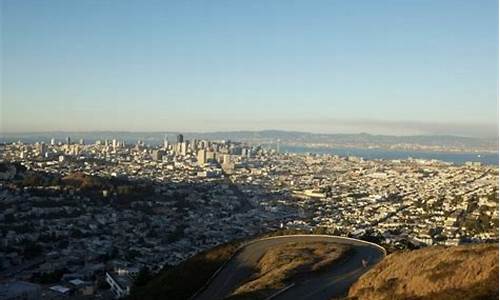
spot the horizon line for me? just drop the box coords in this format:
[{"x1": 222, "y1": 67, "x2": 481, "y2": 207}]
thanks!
[{"x1": 0, "y1": 129, "x2": 498, "y2": 140}]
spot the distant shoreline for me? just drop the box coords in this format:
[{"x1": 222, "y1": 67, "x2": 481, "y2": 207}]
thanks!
[
  {"x1": 270, "y1": 144, "x2": 499, "y2": 166},
  {"x1": 265, "y1": 142, "x2": 499, "y2": 154},
  {"x1": 0, "y1": 131, "x2": 497, "y2": 165}
]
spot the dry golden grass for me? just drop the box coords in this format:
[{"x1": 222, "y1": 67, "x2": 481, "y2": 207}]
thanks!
[
  {"x1": 230, "y1": 241, "x2": 350, "y2": 299},
  {"x1": 129, "y1": 241, "x2": 242, "y2": 300},
  {"x1": 347, "y1": 243, "x2": 499, "y2": 300}
]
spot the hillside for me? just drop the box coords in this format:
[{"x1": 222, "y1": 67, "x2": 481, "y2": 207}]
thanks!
[
  {"x1": 127, "y1": 230, "x2": 349, "y2": 300},
  {"x1": 229, "y1": 241, "x2": 351, "y2": 299},
  {"x1": 129, "y1": 237, "x2": 498, "y2": 300},
  {"x1": 128, "y1": 241, "x2": 242, "y2": 300},
  {"x1": 348, "y1": 243, "x2": 498, "y2": 300}
]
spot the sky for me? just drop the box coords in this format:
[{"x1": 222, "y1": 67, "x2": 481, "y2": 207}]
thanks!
[{"x1": 1, "y1": 0, "x2": 498, "y2": 137}]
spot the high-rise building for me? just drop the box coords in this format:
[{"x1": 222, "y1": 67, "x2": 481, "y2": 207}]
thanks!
[
  {"x1": 79, "y1": 138, "x2": 85, "y2": 145},
  {"x1": 176, "y1": 134, "x2": 184, "y2": 143},
  {"x1": 191, "y1": 139, "x2": 198, "y2": 152},
  {"x1": 151, "y1": 149, "x2": 164, "y2": 161},
  {"x1": 230, "y1": 146, "x2": 242, "y2": 155},
  {"x1": 66, "y1": 136, "x2": 71, "y2": 145},
  {"x1": 197, "y1": 149, "x2": 207, "y2": 165},
  {"x1": 50, "y1": 138, "x2": 56, "y2": 146},
  {"x1": 180, "y1": 142, "x2": 188, "y2": 156},
  {"x1": 38, "y1": 143, "x2": 47, "y2": 157},
  {"x1": 222, "y1": 154, "x2": 235, "y2": 172},
  {"x1": 206, "y1": 151, "x2": 216, "y2": 162}
]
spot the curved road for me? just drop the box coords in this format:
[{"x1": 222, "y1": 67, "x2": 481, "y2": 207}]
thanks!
[{"x1": 194, "y1": 235, "x2": 385, "y2": 300}]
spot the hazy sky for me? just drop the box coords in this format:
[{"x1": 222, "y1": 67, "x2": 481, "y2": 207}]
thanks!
[{"x1": 1, "y1": 0, "x2": 498, "y2": 137}]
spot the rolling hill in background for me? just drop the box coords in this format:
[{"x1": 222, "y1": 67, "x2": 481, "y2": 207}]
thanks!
[{"x1": 1, "y1": 130, "x2": 497, "y2": 152}]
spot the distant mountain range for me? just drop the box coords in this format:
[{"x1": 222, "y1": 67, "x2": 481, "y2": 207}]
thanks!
[{"x1": 1, "y1": 130, "x2": 498, "y2": 152}]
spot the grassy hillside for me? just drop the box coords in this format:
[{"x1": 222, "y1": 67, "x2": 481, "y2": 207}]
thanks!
[
  {"x1": 229, "y1": 241, "x2": 351, "y2": 299},
  {"x1": 127, "y1": 229, "x2": 339, "y2": 300},
  {"x1": 128, "y1": 240, "x2": 242, "y2": 300},
  {"x1": 348, "y1": 243, "x2": 499, "y2": 300}
]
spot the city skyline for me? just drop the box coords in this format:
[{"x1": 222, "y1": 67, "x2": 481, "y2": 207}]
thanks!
[{"x1": 1, "y1": 0, "x2": 498, "y2": 136}]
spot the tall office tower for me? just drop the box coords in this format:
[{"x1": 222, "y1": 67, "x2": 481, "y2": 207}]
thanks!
[
  {"x1": 104, "y1": 139, "x2": 109, "y2": 147},
  {"x1": 151, "y1": 149, "x2": 163, "y2": 161},
  {"x1": 66, "y1": 136, "x2": 71, "y2": 145},
  {"x1": 191, "y1": 139, "x2": 198, "y2": 152},
  {"x1": 230, "y1": 146, "x2": 242, "y2": 155},
  {"x1": 176, "y1": 134, "x2": 184, "y2": 143},
  {"x1": 79, "y1": 138, "x2": 85, "y2": 145},
  {"x1": 112, "y1": 139, "x2": 118, "y2": 151},
  {"x1": 223, "y1": 154, "x2": 231, "y2": 164},
  {"x1": 180, "y1": 142, "x2": 188, "y2": 156},
  {"x1": 277, "y1": 139, "x2": 280, "y2": 153},
  {"x1": 163, "y1": 137, "x2": 169, "y2": 149},
  {"x1": 197, "y1": 149, "x2": 207, "y2": 165},
  {"x1": 38, "y1": 143, "x2": 47, "y2": 157},
  {"x1": 50, "y1": 138, "x2": 56, "y2": 146},
  {"x1": 206, "y1": 151, "x2": 216, "y2": 162},
  {"x1": 222, "y1": 154, "x2": 234, "y2": 172}
]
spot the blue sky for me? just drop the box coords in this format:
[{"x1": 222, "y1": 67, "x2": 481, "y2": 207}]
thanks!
[{"x1": 1, "y1": 0, "x2": 498, "y2": 137}]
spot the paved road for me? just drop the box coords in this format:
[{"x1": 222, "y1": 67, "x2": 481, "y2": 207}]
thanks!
[{"x1": 194, "y1": 235, "x2": 385, "y2": 300}]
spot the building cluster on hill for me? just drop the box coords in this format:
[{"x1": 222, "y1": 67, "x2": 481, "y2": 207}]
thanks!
[{"x1": 0, "y1": 135, "x2": 497, "y2": 299}]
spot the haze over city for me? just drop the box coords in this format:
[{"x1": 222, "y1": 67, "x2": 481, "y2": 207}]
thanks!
[{"x1": 1, "y1": 0, "x2": 498, "y2": 137}]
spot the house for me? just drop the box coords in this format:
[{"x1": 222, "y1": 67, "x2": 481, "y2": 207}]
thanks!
[
  {"x1": 0, "y1": 281, "x2": 41, "y2": 300},
  {"x1": 105, "y1": 269, "x2": 134, "y2": 299}
]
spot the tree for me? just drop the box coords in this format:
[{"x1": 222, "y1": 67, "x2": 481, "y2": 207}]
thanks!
[
  {"x1": 23, "y1": 241, "x2": 43, "y2": 259},
  {"x1": 134, "y1": 267, "x2": 153, "y2": 287},
  {"x1": 312, "y1": 226, "x2": 328, "y2": 235}
]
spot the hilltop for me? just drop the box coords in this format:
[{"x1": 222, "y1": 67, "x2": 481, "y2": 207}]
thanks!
[
  {"x1": 130, "y1": 239, "x2": 498, "y2": 300},
  {"x1": 348, "y1": 243, "x2": 498, "y2": 300},
  {"x1": 228, "y1": 241, "x2": 351, "y2": 299}
]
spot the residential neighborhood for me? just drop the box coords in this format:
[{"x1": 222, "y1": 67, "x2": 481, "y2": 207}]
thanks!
[{"x1": 0, "y1": 136, "x2": 497, "y2": 299}]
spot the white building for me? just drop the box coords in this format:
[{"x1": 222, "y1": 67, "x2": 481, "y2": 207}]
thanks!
[{"x1": 105, "y1": 270, "x2": 134, "y2": 299}]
